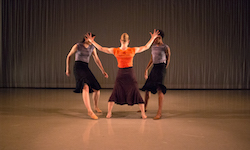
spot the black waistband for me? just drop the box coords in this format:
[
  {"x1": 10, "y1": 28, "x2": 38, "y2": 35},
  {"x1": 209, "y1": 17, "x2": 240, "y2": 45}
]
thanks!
[
  {"x1": 75, "y1": 61, "x2": 88, "y2": 64},
  {"x1": 153, "y1": 63, "x2": 166, "y2": 66},
  {"x1": 119, "y1": 67, "x2": 133, "y2": 69}
]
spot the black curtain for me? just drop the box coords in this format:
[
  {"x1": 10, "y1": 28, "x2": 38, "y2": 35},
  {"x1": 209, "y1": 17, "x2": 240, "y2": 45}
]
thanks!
[{"x1": 1, "y1": 0, "x2": 250, "y2": 89}]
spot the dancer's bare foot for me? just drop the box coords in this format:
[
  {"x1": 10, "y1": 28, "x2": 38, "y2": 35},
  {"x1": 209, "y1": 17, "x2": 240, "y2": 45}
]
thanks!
[
  {"x1": 106, "y1": 113, "x2": 112, "y2": 119},
  {"x1": 94, "y1": 107, "x2": 102, "y2": 113},
  {"x1": 141, "y1": 114, "x2": 147, "y2": 119},
  {"x1": 153, "y1": 114, "x2": 161, "y2": 120},
  {"x1": 88, "y1": 112, "x2": 98, "y2": 120}
]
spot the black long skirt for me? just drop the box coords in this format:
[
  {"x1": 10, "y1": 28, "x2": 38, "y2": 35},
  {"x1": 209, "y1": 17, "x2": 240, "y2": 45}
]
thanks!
[
  {"x1": 73, "y1": 61, "x2": 101, "y2": 93},
  {"x1": 109, "y1": 67, "x2": 144, "y2": 105},
  {"x1": 140, "y1": 63, "x2": 167, "y2": 94}
]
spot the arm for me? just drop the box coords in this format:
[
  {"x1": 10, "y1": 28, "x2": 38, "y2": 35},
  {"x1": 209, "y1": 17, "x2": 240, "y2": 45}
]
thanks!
[
  {"x1": 134, "y1": 29, "x2": 160, "y2": 54},
  {"x1": 92, "y1": 48, "x2": 109, "y2": 78},
  {"x1": 85, "y1": 33, "x2": 114, "y2": 54},
  {"x1": 65, "y1": 44, "x2": 77, "y2": 76},
  {"x1": 165, "y1": 46, "x2": 171, "y2": 68},
  {"x1": 144, "y1": 55, "x2": 153, "y2": 79}
]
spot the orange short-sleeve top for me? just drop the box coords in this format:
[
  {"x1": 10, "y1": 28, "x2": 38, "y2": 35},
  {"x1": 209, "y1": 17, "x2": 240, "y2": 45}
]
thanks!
[{"x1": 113, "y1": 47, "x2": 135, "y2": 68}]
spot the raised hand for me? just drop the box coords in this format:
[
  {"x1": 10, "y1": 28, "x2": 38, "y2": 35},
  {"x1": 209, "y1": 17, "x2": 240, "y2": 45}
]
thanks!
[
  {"x1": 150, "y1": 29, "x2": 160, "y2": 39},
  {"x1": 85, "y1": 33, "x2": 95, "y2": 43}
]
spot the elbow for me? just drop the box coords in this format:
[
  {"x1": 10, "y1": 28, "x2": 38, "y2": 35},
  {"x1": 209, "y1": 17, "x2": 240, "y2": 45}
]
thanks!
[
  {"x1": 99, "y1": 47, "x2": 104, "y2": 51},
  {"x1": 145, "y1": 46, "x2": 150, "y2": 50},
  {"x1": 66, "y1": 56, "x2": 70, "y2": 61},
  {"x1": 98, "y1": 48, "x2": 105, "y2": 53}
]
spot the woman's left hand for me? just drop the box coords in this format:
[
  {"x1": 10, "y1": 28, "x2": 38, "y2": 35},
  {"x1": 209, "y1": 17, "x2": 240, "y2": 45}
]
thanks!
[{"x1": 85, "y1": 33, "x2": 95, "y2": 43}]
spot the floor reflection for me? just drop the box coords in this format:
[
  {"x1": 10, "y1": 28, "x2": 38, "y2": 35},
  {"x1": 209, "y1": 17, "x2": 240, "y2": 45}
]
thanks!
[{"x1": 0, "y1": 89, "x2": 249, "y2": 150}]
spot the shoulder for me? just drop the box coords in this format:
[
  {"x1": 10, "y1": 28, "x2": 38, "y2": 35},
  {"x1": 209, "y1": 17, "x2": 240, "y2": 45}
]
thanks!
[
  {"x1": 162, "y1": 44, "x2": 169, "y2": 51},
  {"x1": 76, "y1": 42, "x2": 82, "y2": 46},
  {"x1": 72, "y1": 43, "x2": 79, "y2": 50},
  {"x1": 164, "y1": 44, "x2": 169, "y2": 49},
  {"x1": 90, "y1": 44, "x2": 95, "y2": 50},
  {"x1": 75, "y1": 43, "x2": 82, "y2": 49},
  {"x1": 113, "y1": 47, "x2": 119, "y2": 51},
  {"x1": 113, "y1": 47, "x2": 119, "y2": 54},
  {"x1": 151, "y1": 44, "x2": 157, "y2": 49},
  {"x1": 129, "y1": 47, "x2": 136, "y2": 52}
]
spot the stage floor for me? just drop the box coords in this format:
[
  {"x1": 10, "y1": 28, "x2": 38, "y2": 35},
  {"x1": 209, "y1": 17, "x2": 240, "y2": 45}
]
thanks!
[{"x1": 0, "y1": 88, "x2": 250, "y2": 150}]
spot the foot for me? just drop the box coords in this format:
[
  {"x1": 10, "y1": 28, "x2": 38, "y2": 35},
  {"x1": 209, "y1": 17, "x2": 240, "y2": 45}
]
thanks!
[
  {"x1": 106, "y1": 113, "x2": 112, "y2": 119},
  {"x1": 88, "y1": 112, "x2": 98, "y2": 120},
  {"x1": 153, "y1": 114, "x2": 161, "y2": 120},
  {"x1": 94, "y1": 107, "x2": 102, "y2": 113},
  {"x1": 141, "y1": 114, "x2": 147, "y2": 119}
]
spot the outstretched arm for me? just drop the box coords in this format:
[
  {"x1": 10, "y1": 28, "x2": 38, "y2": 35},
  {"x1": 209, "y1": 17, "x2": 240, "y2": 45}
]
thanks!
[
  {"x1": 92, "y1": 48, "x2": 109, "y2": 78},
  {"x1": 85, "y1": 33, "x2": 114, "y2": 54},
  {"x1": 65, "y1": 44, "x2": 77, "y2": 76},
  {"x1": 144, "y1": 55, "x2": 153, "y2": 79},
  {"x1": 134, "y1": 29, "x2": 160, "y2": 54},
  {"x1": 166, "y1": 46, "x2": 171, "y2": 69}
]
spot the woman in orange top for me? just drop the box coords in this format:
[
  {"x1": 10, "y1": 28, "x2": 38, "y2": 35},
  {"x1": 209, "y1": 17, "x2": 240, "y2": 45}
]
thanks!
[{"x1": 86, "y1": 30, "x2": 159, "y2": 119}]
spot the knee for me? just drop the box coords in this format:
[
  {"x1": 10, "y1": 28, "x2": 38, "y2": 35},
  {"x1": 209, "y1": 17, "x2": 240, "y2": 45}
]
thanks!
[
  {"x1": 83, "y1": 84, "x2": 89, "y2": 91},
  {"x1": 93, "y1": 89, "x2": 100, "y2": 95},
  {"x1": 96, "y1": 90, "x2": 100, "y2": 94},
  {"x1": 158, "y1": 90, "x2": 163, "y2": 96}
]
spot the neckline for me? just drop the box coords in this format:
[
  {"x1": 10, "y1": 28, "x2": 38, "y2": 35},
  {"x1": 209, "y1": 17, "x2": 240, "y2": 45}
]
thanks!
[
  {"x1": 119, "y1": 46, "x2": 129, "y2": 50},
  {"x1": 83, "y1": 43, "x2": 91, "y2": 49}
]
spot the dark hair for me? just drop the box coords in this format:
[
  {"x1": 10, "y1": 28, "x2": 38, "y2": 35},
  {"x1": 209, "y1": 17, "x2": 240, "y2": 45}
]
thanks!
[
  {"x1": 157, "y1": 29, "x2": 164, "y2": 39},
  {"x1": 81, "y1": 32, "x2": 95, "y2": 43}
]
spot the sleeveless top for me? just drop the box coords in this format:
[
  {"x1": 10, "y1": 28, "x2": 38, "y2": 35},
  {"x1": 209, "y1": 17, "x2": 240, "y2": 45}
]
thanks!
[
  {"x1": 113, "y1": 47, "x2": 135, "y2": 68},
  {"x1": 151, "y1": 44, "x2": 169, "y2": 64},
  {"x1": 75, "y1": 43, "x2": 94, "y2": 63}
]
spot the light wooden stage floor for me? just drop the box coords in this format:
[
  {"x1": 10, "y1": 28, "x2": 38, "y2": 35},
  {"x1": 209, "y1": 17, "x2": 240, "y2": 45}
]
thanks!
[{"x1": 0, "y1": 88, "x2": 250, "y2": 150}]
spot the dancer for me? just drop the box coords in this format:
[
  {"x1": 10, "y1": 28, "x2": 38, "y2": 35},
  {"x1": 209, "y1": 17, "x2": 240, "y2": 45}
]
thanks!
[
  {"x1": 86, "y1": 29, "x2": 160, "y2": 119},
  {"x1": 140, "y1": 30, "x2": 171, "y2": 120},
  {"x1": 66, "y1": 33, "x2": 108, "y2": 120}
]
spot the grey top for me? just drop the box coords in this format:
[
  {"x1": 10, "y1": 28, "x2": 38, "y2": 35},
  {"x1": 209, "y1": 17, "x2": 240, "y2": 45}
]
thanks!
[
  {"x1": 75, "y1": 43, "x2": 94, "y2": 63},
  {"x1": 151, "y1": 44, "x2": 169, "y2": 64}
]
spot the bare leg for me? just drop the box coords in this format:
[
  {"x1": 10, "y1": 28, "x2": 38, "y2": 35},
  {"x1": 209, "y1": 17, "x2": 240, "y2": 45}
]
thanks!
[
  {"x1": 106, "y1": 102, "x2": 114, "y2": 118},
  {"x1": 92, "y1": 90, "x2": 102, "y2": 113},
  {"x1": 139, "y1": 104, "x2": 147, "y2": 119},
  {"x1": 137, "y1": 91, "x2": 150, "y2": 112},
  {"x1": 82, "y1": 84, "x2": 98, "y2": 120},
  {"x1": 153, "y1": 89, "x2": 163, "y2": 120},
  {"x1": 144, "y1": 91, "x2": 151, "y2": 111}
]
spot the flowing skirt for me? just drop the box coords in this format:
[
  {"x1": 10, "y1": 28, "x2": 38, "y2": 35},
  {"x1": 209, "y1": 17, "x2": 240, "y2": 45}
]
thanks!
[
  {"x1": 109, "y1": 67, "x2": 144, "y2": 105},
  {"x1": 73, "y1": 61, "x2": 101, "y2": 93},
  {"x1": 141, "y1": 63, "x2": 167, "y2": 94}
]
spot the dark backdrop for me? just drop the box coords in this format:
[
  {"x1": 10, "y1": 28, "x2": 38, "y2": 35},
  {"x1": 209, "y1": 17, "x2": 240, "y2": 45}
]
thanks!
[{"x1": 1, "y1": 0, "x2": 249, "y2": 89}]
